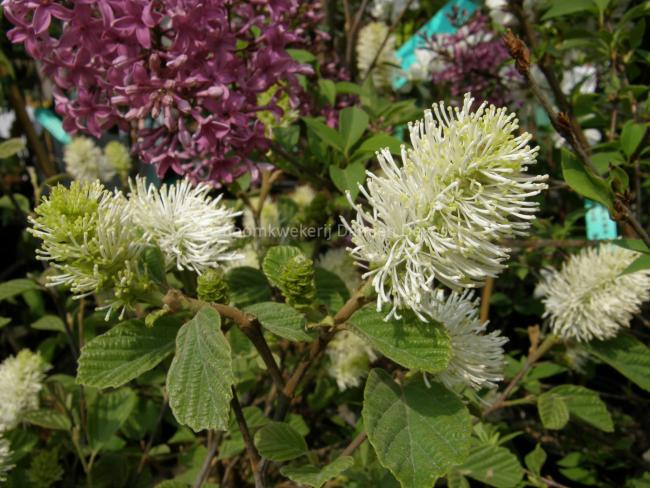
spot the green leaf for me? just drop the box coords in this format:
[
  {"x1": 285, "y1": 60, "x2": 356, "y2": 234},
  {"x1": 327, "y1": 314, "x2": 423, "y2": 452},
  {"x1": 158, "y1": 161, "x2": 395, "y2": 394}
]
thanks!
[
  {"x1": 226, "y1": 267, "x2": 272, "y2": 308},
  {"x1": 545, "y1": 385, "x2": 613, "y2": 432},
  {"x1": 87, "y1": 388, "x2": 137, "y2": 451},
  {"x1": 622, "y1": 254, "x2": 650, "y2": 274},
  {"x1": 585, "y1": 334, "x2": 650, "y2": 392},
  {"x1": 524, "y1": 444, "x2": 547, "y2": 475},
  {"x1": 142, "y1": 246, "x2": 167, "y2": 285},
  {"x1": 458, "y1": 444, "x2": 524, "y2": 488},
  {"x1": 166, "y1": 307, "x2": 234, "y2": 432},
  {"x1": 347, "y1": 307, "x2": 452, "y2": 373},
  {"x1": 30, "y1": 314, "x2": 66, "y2": 333},
  {"x1": 314, "y1": 267, "x2": 350, "y2": 312},
  {"x1": 318, "y1": 79, "x2": 337, "y2": 105},
  {"x1": 339, "y1": 107, "x2": 369, "y2": 154},
  {"x1": 542, "y1": 0, "x2": 595, "y2": 20},
  {"x1": 23, "y1": 409, "x2": 71, "y2": 431},
  {"x1": 329, "y1": 161, "x2": 366, "y2": 200},
  {"x1": 0, "y1": 317, "x2": 10, "y2": 329},
  {"x1": 287, "y1": 49, "x2": 316, "y2": 63},
  {"x1": 0, "y1": 279, "x2": 39, "y2": 301},
  {"x1": 254, "y1": 421, "x2": 308, "y2": 462},
  {"x1": 353, "y1": 133, "x2": 403, "y2": 157},
  {"x1": 280, "y1": 456, "x2": 355, "y2": 488},
  {"x1": 592, "y1": 0, "x2": 610, "y2": 15},
  {"x1": 0, "y1": 137, "x2": 25, "y2": 159},
  {"x1": 561, "y1": 149, "x2": 613, "y2": 209},
  {"x1": 537, "y1": 393, "x2": 569, "y2": 429},
  {"x1": 77, "y1": 315, "x2": 181, "y2": 388},
  {"x1": 244, "y1": 302, "x2": 315, "y2": 342},
  {"x1": 363, "y1": 369, "x2": 472, "y2": 487},
  {"x1": 302, "y1": 117, "x2": 344, "y2": 151},
  {"x1": 620, "y1": 121, "x2": 646, "y2": 158},
  {"x1": 613, "y1": 238, "x2": 650, "y2": 254},
  {"x1": 262, "y1": 246, "x2": 302, "y2": 287}
]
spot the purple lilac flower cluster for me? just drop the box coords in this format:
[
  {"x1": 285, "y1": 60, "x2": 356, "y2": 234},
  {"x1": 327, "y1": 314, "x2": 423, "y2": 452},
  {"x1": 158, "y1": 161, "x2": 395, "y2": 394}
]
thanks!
[
  {"x1": 429, "y1": 12, "x2": 520, "y2": 107},
  {"x1": 4, "y1": 0, "x2": 313, "y2": 183}
]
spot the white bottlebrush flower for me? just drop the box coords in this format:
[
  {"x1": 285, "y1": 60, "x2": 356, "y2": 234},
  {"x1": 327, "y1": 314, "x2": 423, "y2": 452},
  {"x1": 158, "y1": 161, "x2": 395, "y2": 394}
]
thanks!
[
  {"x1": 370, "y1": 0, "x2": 419, "y2": 23},
  {"x1": 343, "y1": 94, "x2": 547, "y2": 317},
  {"x1": 317, "y1": 248, "x2": 361, "y2": 293},
  {"x1": 327, "y1": 330, "x2": 377, "y2": 390},
  {"x1": 535, "y1": 245, "x2": 650, "y2": 342},
  {"x1": 129, "y1": 176, "x2": 241, "y2": 273},
  {"x1": 357, "y1": 22, "x2": 399, "y2": 90},
  {"x1": 0, "y1": 436, "x2": 13, "y2": 482},
  {"x1": 290, "y1": 184, "x2": 316, "y2": 208},
  {"x1": 0, "y1": 350, "x2": 48, "y2": 432},
  {"x1": 64, "y1": 137, "x2": 115, "y2": 183},
  {"x1": 422, "y1": 290, "x2": 507, "y2": 390}
]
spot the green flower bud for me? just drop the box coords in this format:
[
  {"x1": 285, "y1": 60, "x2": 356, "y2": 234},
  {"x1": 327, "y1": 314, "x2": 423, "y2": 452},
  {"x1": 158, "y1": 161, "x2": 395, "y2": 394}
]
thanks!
[
  {"x1": 104, "y1": 140, "x2": 132, "y2": 178},
  {"x1": 27, "y1": 449, "x2": 64, "y2": 488},
  {"x1": 197, "y1": 269, "x2": 231, "y2": 304},
  {"x1": 278, "y1": 254, "x2": 316, "y2": 308}
]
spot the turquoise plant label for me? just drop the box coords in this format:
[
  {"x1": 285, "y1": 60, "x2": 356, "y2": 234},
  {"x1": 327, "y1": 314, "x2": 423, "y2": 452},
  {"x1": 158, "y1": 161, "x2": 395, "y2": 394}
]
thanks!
[
  {"x1": 393, "y1": 0, "x2": 477, "y2": 89},
  {"x1": 584, "y1": 199, "x2": 618, "y2": 240}
]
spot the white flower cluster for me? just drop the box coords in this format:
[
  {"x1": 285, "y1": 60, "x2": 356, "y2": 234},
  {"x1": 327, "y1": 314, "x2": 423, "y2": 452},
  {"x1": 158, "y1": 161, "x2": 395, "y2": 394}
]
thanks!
[
  {"x1": 535, "y1": 245, "x2": 650, "y2": 342},
  {"x1": 344, "y1": 94, "x2": 547, "y2": 317},
  {"x1": 342, "y1": 94, "x2": 547, "y2": 390},
  {"x1": 0, "y1": 436, "x2": 13, "y2": 482},
  {"x1": 357, "y1": 22, "x2": 399, "y2": 90},
  {"x1": 64, "y1": 137, "x2": 131, "y2": 183},
  {"x1": 0, "y1": 350, "x2": 47, "y2": 432},
  {"x1": 422, "y1": 291, "x2": 507, "y2": 390},
  {"x1": 30, "y1": 177, "x2": 240, "y2": 318},
  {"x1": 327, "y1": 330, "x2": 377, "y2": 390},
  {"x1": 129, "y1": 177, "x2": 241, "y2": 273},
  {"x1": 370, "y1": 0, "x2": 420, "y2": 23}
]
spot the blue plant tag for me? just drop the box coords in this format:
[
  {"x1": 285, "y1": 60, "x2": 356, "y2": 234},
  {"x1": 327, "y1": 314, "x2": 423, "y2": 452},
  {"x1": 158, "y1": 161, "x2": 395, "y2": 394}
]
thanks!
[
  {"x1": 34, "y1": 108, "x2": 71, "y2": 144},
  {"x1": 393, "y1": 0, "x2": 477, "y2": 89},
  {"x1": 584, "y1": 199, "x2": 618, "y2": 240}
]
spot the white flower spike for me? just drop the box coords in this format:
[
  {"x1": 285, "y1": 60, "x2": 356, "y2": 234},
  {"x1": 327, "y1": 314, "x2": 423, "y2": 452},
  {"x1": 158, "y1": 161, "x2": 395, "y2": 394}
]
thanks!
[
  {"x1": 129, "y1": 177, "x2": 241, "y2": 273},
  {"x1": 0, "y1": 350, "x2": 48, "y2": 432},
  {"x1": 343, "y1": 94, "x2": 547, "y2": 318},
  {"x1": 422, "y1": 290, "x2": 507, "y2": 391},
  {"x1": 535, "y1": 245, "x2": 650, "y2": 342}
]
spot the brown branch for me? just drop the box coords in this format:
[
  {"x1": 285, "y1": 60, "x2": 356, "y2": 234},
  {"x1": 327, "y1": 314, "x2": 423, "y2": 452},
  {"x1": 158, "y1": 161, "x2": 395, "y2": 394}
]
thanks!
[
  {"x1": 7, "y1": 84, "x2": 57, "y2": 177},
  {"x1": 340, "y1": 431, "x2": 367, "y2": 457},
  {"x1": 483, "y1": 328, "x2": 559, "y2": 418},
  {"x1": 503, "y1": 30, "x2": 650, "y2": 251},
  {"x1": 479, "y1": 277, "x2": 494, "y2": 323},
  {"x1": 344, "y1": 0, "x2": 371, "y2": 73},
  {"x1": 231, "y1": 387, "x2": 265, "y2": 488},
  {"x1": 192, "y1": 430, "x2": 222, "y2": 488}
]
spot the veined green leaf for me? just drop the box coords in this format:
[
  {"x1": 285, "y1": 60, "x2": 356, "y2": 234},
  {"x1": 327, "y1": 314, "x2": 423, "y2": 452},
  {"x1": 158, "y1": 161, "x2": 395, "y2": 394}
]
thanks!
[
  {"x1": 585, "y1": 334, "x2": 650, "y2": 392},
  {"x1": 254, "y1": 421, "x2": 308, "y2": 462},
  {"x1": 363, "y1": 369, "x2": 472, "y2": 487},
  {"x1": 348, "y1": 307, "x2": 452, "y2": 373},
  {"x1": 244, "y1": 302, "x2": 315, "y2": 342},
  {"x1": 77, "y1": 315, "x2": 181, "y2": 388},
  {"x1": 262, "y1": 246, "x2": 302, "y2": 288},
  {"x1": 280, "y1": 456, "x2": 354, "y2": 488},
  {"x1": 458, "y1": 444, "x2": 524, "y2": 488},
  {"x1": 166, "y1": 307, "x2": 234, "y2": 432}
]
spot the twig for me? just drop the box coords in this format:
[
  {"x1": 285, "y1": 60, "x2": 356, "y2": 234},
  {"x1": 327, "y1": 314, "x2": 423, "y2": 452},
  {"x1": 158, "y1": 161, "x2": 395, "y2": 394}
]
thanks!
[
  {"x1": 231, "y1": 387, "x2": 265, "y2": 488},
  {"x1": 137, "y1": 393, "x2": 168, "y2": 474},
  {"x1": 503, "y1": 30, "x2": 650, "y2": 251},
  {"x1": 479, "y1": 277, "x2": 494, "y2": 323},
  {"x1": 6, "y1": 83, "x2": 57, "y2": 177},
  {"x1": 483, "y1": 328, "x2": 558, "y2": 417},
  {"x1": 340, "y1": 432, "x2": 367, "y2": 457},
  {"x1": 192, "y1": 430, "x2": 222, "y2": 488},
  {"x1": 344, "y1": 0, "x2": 371, "y2": 72},
  {"x1": 524, "y1": 470, "x2": 572, "y2": 488}
]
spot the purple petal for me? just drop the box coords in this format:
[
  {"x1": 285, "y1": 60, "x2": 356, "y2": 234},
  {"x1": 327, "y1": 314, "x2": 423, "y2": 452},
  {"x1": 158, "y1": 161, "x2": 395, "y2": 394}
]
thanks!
[{"x1": 32, "y1": 6, "x2": 52, "y2": 35}]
